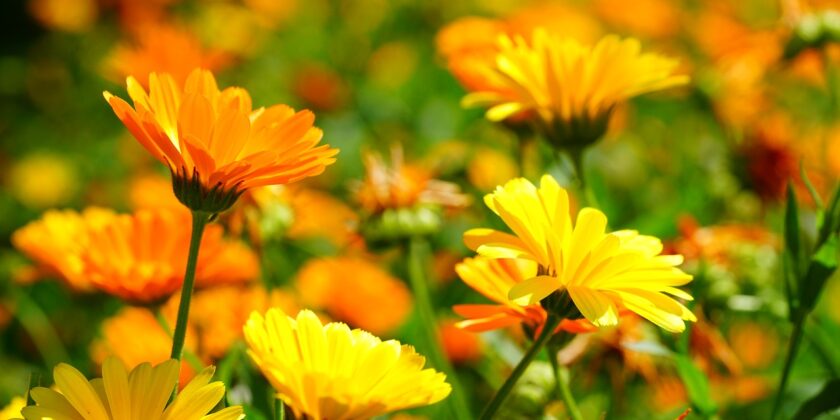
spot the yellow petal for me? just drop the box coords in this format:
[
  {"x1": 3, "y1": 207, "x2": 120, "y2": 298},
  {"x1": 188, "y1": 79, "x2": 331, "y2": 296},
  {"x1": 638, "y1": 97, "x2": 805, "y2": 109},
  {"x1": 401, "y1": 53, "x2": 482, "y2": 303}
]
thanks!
[
  {"x1": 53, "y1": 363, "x2": 110, "y2": 420},
  {"x1": 508, "y1": 275, "x2": 559, "y2": 305}
]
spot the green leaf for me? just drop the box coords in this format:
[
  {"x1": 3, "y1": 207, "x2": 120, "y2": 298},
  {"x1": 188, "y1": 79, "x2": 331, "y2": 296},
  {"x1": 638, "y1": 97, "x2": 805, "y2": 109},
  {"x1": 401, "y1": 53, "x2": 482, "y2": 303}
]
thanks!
[
  {"x1": 793, "y1": 378, "x2": 840, "y2": 420},
  {"x1": 784, "y1": 184, "x2": 803, "y2": 317},
  {"x1": 817, "y1": 184, "x2": 840, "y2": 247},
  {"x1": 800, "y1": 163, "x2": 824, "y2": 211},
  {"x1": 799, "y1": 234, "x2": 839, "y2": 312},
  {"x1": 675, "y1": 354, "x2": 718, "y2": 416}
]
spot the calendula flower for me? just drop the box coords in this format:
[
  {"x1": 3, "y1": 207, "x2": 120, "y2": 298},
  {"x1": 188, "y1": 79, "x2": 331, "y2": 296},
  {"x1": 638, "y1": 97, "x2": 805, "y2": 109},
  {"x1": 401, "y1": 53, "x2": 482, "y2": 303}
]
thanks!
[
  {"x1": 83, "y1": 208, "x2": 258, "y2": 303},
  {"x1": 464, "y1": 175, "x2": 695, "y2": 332},
  {"x1": 454, "y1": 256, "x2": 595, "y2": 335},
  {"x1": 463, "y1": 31, "x2": 688, "y2": 147},
  {"x1": 244, "y1": 308, "x2": 451, "y2": 420},
  {"x1": 295, "y1": 257, "x2": 412, "y2": 335},
  {"x1": 104, "y1": 68, "x2": 338, "y2": 213},
  {"x1": 22, "y1": 357, "x2": 243, "y2": 420},
  {"x1": 11, "y1": 208, "x2": 116, "y2": 291},
  {"x1": 0, "y1": 396, "x2": 25, "y2": 419},
  {"x1": 91, "y1": 307, "x2": 197, "y2": 386},
  {"x1": 354, "y1": 148, "x2": 468, "y2": 240},
  {"x1": 9, "y1": 153, "x2": 78, "y2": 209},
  {"x1": 107, "y1": 23, "x2": 229, "y2": 89},
  {"x1": 439, "y1": 319, "x2": 483, "y2": 365}
]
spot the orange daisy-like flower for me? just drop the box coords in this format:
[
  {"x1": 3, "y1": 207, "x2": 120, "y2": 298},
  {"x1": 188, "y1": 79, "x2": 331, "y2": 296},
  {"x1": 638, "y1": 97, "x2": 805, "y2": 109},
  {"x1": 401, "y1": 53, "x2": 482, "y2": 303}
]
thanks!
[
  {"x1": 454, "y1": 256, "x2": 595, "y2": 335},
  {"x1": 82, "y1": 208, "x2": 259, "y2": 303},
  {"x1": 295, "y1": 257, "x2": 413, "y2": 335},
  {"x1": 104, "y1": 68, "x2": 338, "y2": 213},
  {"x1": 11, "y1": 208, "x2": 116, "y2": 291},
  {"x1": 107, "y1": 23, "x2": 230, "y2": 89}
]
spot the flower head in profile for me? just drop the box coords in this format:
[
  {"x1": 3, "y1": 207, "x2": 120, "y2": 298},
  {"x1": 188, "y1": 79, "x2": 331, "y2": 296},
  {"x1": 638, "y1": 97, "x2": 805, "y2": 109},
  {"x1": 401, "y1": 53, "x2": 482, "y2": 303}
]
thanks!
[
  {"x1": 454, "y1": 256, "x2": 595, "y2": 335},
  {"x1": 463, "y1": 31, "x2": 688, "y2": 147},
  {"x1": 11, "y1": 208, "x2": 116, "y2": 291},
  {"x1": 82, "y1": 208, "x2": 259, "y2": 303},
  {"x1": 104, "y1": 68, "x2": 338, "y2": 213},
  {"x1": 464, "y1": 175, "x2": 695, "y2": 332},
  {"x1": 243, "y1": 308, "x2": 451, "y2": 420},
  {"x1": 22, "y1": 357, "x2": 243, "y2": 420}
]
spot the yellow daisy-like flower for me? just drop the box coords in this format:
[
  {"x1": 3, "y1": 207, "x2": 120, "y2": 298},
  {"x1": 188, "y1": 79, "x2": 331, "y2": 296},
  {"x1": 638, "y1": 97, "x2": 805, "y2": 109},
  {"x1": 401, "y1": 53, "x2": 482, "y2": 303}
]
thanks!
[
  {"x1": 464, "y1": 175, "x2": 695, "y2": 332},
  {"x1": 463, "y1": 30, "x2": 688, "y2": 146},
  {"x1": 22, "y1": 357, "x2": 243, "y2": 420},
  {"x1": 104, "y1": 68, "x2": 338, "y2": 213},
  {"x1": 243, "y1": 308, "x2": 451, "y2": 420}
]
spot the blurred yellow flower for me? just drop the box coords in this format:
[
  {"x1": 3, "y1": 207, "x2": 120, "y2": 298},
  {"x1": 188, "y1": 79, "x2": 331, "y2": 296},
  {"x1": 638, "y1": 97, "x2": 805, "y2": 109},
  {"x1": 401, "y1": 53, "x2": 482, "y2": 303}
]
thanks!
[
  {"x1": 12, "y1": 208, "x2": 116, "y2": 291},
  {"x1": 8, "y1": 153, "x2": 78, "y2": 209},
  {"x1": 454, "y1": 256, "x2": 595, "y2": 334},
  {"x1": 107, "y1": 23, "x2": 230, "y2": 89},
  {"x1": 467, "y1": 148, "x2": 518, "y2": 191},
  {"x1": 295, "y1": 257, "x2": 412, "y2": 335},
  {"x1": 91, "y1": 306, "x2": 197, "y2": 386},
  {"x1": 28, "y1": 0, "x2": 97, "y2": 32},
  {"x1": 104, "y1": 68, "x2": 338, "y2": 213},
  {"x1": 22, "y1": 357, "x2": 243, "y2": 420},
  {"x1": 463, "y1": 31, "x2": 688, "y2": 146},
  {"x1": 0, "y1": 396, "x2": 24, "y2": 420},
  {"x1": 243, "y1": 308, "x2": 451, "y2": 419},
  {"x1": 82, "y1": 208, "x2": 259, "y2": 303},
  {"x1": 464, "y1": 175, "x2": 695, "y2": 332}
]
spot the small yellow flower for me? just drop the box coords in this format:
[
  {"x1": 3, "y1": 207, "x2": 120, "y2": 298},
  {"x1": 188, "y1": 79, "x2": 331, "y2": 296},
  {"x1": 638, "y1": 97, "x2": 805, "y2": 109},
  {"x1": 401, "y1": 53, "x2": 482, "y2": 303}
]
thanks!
[
  {"x1": 22, "y1": 357, "x2": 243, "y2": 420},
  {"x1": 0, "y1": 396, "x2": 25, "y2": 419},
  {"x1": 104, "y1": 68, "x2": 338, "y2": 213},
  {"x1": 464, "y1": 175, "x2": 695, "y2": 332},
  {"x1": 463, "y1": 31, "x2": 688, "y2": 146},
  {"x1": 243, "y1": 308, "x2": 451, "y2": 420}
]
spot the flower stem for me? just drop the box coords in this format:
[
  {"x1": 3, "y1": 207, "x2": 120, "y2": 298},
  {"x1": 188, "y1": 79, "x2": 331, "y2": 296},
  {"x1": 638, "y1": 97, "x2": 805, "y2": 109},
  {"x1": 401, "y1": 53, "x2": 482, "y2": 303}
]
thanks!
[
  {"x1": 547, "y1": 344, "x2": 583, "y2": 420},
  {"x1": 566, "y1": 147, "x2": 599, "y2": 209},
  {"x1": 771, "y1": 312, "x2": 806, "y2": 419},
  {"x1": 479, "y1": 314, "x2": 561, "y2": 420},
  {"x1": 408, "y1": 237, "x2": 472, "y2": 420},
  {"x1": 8, "y1": 287, "x2": 69, "y2": 367},
  {"x1": 170, "y1": 210, "x2": 210, "y2": 361}
]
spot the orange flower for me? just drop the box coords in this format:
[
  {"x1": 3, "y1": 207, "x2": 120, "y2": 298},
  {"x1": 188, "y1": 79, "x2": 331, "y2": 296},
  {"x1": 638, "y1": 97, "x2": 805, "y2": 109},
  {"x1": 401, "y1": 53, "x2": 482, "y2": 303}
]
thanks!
[
  {"x1": 28, "y1": 0, "x2": 97, "y2": 32},
  {"x1": 592, "y1": 0, "x2": 680, "y2": 39},
  {"x1": 295, "y1": 257, "x2": 412, "y2": 335},
  {"x1": 82, "y1": 208, "x2": 259, "y2": 303},
  {"x1": 673, "y1": 217, "x2": 778, "y2": 269},
  {"x1": 439, "y1": 319, "x2": 483, "y2": 365},
  {"x1": 454, "y1": 257, "x2": 595, "y2": 335},
  {"x1": 128, "y1": 172, "x2": 186, "y2": 211},
  {"x1": 90, "y1": 307, "x2": 196, "y2": 386},
  {"x1": 175, "y1": 285, "x2": 300, "y2": 359},
  {"x1": 355, "y1": 148, "x2": 469, "y2": 214},
  {"x1": 104, "y1": 68, "x2": 338, "y2": 213},
  {"x1": 11, "y1": 208, "x2": 116, "y2": 291},
  {"x1": 107, "y1": 23, "x2": 230, "y2": 89},
  {"x1": 728, "y1": 321, "x2": 779, "y2": 370}
]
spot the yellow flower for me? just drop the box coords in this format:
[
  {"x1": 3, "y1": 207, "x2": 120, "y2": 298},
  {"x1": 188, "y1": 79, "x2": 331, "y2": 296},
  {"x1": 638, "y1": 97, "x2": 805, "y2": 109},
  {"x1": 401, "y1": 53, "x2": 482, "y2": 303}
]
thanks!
[
  {"x1": 243, "y1": 308, "x2": 451, "y2": 420},
  {"x1": 9, "y1": 153, "x2": 78, "y2": 209},
  {"x1": 22, "y1": 357, "x2": 243, "y2": 420},
  {"x1": 464, "y1": 175, "x2": 695, "y2": 332},
  {"x1": 0, "y1": 396, "x2": 25, "y2": 419},
  {"x1": 104, "y1": 68, "x2": 338, "y2": 213},
  {"x1": 463, "y1": 31, "x2": 688, "y2": 146}
]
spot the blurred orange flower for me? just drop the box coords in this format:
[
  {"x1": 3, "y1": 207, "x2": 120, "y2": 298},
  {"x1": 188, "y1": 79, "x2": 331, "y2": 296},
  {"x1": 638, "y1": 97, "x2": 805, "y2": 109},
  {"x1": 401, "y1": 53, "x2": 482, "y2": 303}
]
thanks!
[
  {"x1": 355, "y1": 148, "x2": 469, "y2": 215},
  {"x1": 107, "y1": 23, "x2": 230, "y2": 89},
  {"x1": 11, "y1": 208, "x2": 116, "y2": 291},
  {"x1": 176, "y1": 285, "x2": 301, "y2": 359},
  {"x1": 728, "y1": 321, "x2": 779, "y2": 370},
  {"x1": 28, "y1": 0, "x2": 97, "y2": 32},
  {"x1": 295, "y1": 257, "x2": 412, "y2": 335},
  {"x1": 90, "y1": 306, "x2": 196, "y2": 386},
  {"x1": 104, "y1": 68, "x2": 338, "y2": 213},
  {"x1": 82, "y1": 208, "x2": 258, "y2": 303},
  {"x1": 128, "y1": 172, "x2": 185, "y2": 212},
  {"x1": 454, "y1": 256, "x2": 596, "y2": 336},
  {"x1": 439, "y1": 319, "x2": 483, "y2": 365},
  {"x1": 592, "y1": 0, "x2": 680, "y2": 39},
  {"x1": 673, "y1": 217, "x2": 779, "y2": 268}
]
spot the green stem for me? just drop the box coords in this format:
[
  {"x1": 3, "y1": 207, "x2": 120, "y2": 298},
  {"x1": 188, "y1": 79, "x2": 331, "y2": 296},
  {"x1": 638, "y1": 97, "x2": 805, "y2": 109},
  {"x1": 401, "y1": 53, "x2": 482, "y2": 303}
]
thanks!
[
  {"x1": 170, "y1": 211, "x2": 210, "y2": 361},
  {"x1": 479, "y1": 314, "x2": 561, "y2": 420},
  {"x1": 772, "y1": 312, "x2": 806, "y2": 420},
  {"x1": 8, "y1": 287, "x2": 70, "y2": 367},
  {"x1": 565, "y1": 147, "x2": 599, "y2": 209},
  {"x1": 547, "y1": 344, "x2": 583, "y2": 420},
  {"x1": 408, "y1": 237, "x2": 472, "y2": 420}
]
